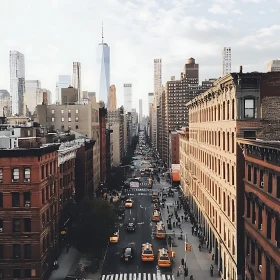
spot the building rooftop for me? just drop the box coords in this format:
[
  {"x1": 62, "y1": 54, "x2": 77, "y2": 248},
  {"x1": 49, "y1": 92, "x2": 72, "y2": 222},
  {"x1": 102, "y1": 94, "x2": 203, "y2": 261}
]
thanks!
[
  {"x1": 237, "y1": 138, "x2": 280, "y2": 151},
  {"x1": 0, "y1": 89, "x2": 10, "y2": 97}
]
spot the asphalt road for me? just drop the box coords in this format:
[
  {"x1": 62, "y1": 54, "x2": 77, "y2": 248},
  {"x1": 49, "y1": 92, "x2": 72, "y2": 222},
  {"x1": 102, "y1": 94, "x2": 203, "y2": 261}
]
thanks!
[{"x1": 101, "y1": 156, "x2": 172, "y2": 277}]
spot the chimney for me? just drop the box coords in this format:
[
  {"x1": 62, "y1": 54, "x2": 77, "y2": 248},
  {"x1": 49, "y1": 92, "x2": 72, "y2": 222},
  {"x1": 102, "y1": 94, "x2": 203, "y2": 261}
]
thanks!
[{"x1": 240, "y1": 65, "x2": 243, "y2": 73}]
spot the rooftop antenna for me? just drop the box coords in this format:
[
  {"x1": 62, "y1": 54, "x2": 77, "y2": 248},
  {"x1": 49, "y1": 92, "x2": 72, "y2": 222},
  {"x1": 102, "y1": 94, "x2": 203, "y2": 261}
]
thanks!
[{"x1": 102, "y1": 22, "x2": 104, "y2": 44}]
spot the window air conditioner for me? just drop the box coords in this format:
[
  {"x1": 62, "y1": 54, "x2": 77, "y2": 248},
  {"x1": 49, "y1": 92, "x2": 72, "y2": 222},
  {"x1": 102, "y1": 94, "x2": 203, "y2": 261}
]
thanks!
[
  {"x1": 0, "y1": 228, "x2": 3, "y2": 233},
  {"x1": 260, "y1": 224, "x2": 262, "y2": 230},
  {"x1": 259, "y1": 265, "x2": 262, "y2": 272},
  {"x1": 25, "y1": 203, "x2": 30, "y2": 208},
  {"x1": 261, "y1": 181, "x2": 264, "y2": 187}
]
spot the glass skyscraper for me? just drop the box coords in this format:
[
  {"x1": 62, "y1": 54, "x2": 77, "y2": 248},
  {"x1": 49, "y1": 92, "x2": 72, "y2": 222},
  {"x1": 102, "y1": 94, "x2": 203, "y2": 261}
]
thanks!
[
  {"x1": 97, "y1": 27, "x2": 110, "y2": 108},
  {"x1": 10, "y1": 51, "x2": 25, "y2": 116}
]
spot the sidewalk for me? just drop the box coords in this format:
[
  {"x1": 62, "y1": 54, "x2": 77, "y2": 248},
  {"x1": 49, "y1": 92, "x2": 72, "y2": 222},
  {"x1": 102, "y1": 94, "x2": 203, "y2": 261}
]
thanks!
[
  {"x1": 48, "y1": 247, "x2": 101, "y2": 280},
  {"x1": 49, "y1": 247, "x2": 81, "y2": 280},
  {"x1": 160, "y1": 182, "x2": 220, "y2": 280}
]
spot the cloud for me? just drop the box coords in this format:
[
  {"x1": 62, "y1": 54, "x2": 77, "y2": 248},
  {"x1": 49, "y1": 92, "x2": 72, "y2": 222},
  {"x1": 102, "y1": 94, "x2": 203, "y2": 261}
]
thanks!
[
  {"x1": 259, "y1": 10, "x2": 265, "y2": 14},
  {"x1": 242, "y1": 0, "x2": 266, "y2": 2},
  {"x1": 232, "y1": 9, "x2": 243, "y2": 14},
  {"x1": 208, "y1": 0, "x2": 236, "y2": 14}
]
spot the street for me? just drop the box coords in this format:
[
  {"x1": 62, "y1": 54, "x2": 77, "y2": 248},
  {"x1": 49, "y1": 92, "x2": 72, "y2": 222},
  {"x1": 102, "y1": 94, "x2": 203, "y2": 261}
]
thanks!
[{"x1": 101, "y1": 157, "x2": 174, "y2": 280}]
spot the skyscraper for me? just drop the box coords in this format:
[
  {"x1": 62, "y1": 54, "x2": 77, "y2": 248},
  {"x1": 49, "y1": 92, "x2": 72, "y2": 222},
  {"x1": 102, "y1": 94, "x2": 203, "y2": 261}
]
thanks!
[
  {"x1": 222, "y1": 47, "x2": 231, "y2": 76},
  {"x1": 154, "y1": 59, "x2": 162, "y2": 104},
  {"x1": 72, "y1": 62, "x2": 82, "y2": 101},
  {"x1": 55, "y1": 75, "x2": 71, "y2": 104},
  {"x1": 267, "y1": 59, "x2": 280, "y2": 72},
  {"x1": 25, "y1": 80, "x2": 43, "y2": 116},
  {"x1": 123, "y1": 84, "x2": 132, "y2": 112},
  {"x1": 97, "y1": 23, "x2": 110, "y2": 108},
  {"x1": 109, "y1": 85, "x2": 117, "y2": 110},
  {"x1": 139, "y1": 99, "x2": 143, "y2": 123},
  {"x1": 10, "y1": 51, "x2": 25, "y2": 115}
]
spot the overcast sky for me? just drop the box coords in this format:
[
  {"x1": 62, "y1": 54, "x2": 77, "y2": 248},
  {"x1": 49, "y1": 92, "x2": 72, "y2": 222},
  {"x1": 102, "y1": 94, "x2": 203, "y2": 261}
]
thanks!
[{"x1": 0, "y1": 0, "x2": 280, "y2": 115}]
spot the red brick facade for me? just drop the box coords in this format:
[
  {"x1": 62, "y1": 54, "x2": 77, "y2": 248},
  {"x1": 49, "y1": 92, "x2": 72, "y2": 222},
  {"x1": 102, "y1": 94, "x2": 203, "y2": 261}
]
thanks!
[
  {"x1": 239, "y1": 139, "x2": 280, "y2": 280},
  {"x1": 0, "y1": 145, "x2": 60, "y2": 280}
]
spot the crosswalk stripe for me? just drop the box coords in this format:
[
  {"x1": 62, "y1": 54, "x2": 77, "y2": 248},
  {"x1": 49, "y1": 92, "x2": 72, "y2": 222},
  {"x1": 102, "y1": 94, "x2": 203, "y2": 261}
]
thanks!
[
  {"x1": 143, "y1": 273, "x2": 146, "y2": 280},
  {"x1": 101, "y1": 273, "x2": 174, "y2": 280}
]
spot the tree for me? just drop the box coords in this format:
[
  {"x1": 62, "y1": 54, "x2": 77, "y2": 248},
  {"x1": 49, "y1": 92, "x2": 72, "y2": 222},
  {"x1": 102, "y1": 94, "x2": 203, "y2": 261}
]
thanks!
[{"x1": 73, "y1": 198, "x2": 117, "y2": 257}]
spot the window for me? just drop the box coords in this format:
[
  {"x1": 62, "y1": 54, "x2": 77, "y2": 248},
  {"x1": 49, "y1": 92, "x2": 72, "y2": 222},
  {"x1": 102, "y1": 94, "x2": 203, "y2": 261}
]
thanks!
[
  {"x1": 68, "y1": 117, "x2": 71, "y2": 122},
  {"x1": 75, "y1": 125, "x2": 79, "y2": 129},
  {"x1": 253, "y1": 167, "x2": 257, "y2": 184},
  {"x1": 0, "y1": 218, "x2": 2, "y2": 230},
  {"x1": 46, "y1": 164, "x2": 49, "y2": 177},
  {"x1": 13, "y1": 244, "x2": 20, "y2": 259},
  {"x1": 42, "y1": 189, "x2": 45, "y2": 204},
  {"x1": 41, "y1": 165, "x2": 44, "y2": 180},
  {"x1": 75, "y1": 117, "x2": 79, "y2": 122},
  {"x1": 50, "y1": 162, "x2": 53, "y2": 175},
  {"x1": 12, "y1": 168, "x2": 19, "y2": 182},
  {"x1": 0, "y1": 192, "x2": 2, "y2": 208},
  {"x1": 12, "y1": 192, "x2": 20, "y2": 207},
  {"x1": 24, "y1": 244, "x2": 31, "y2": 259},
  {"x1": 260, "y1": 169, "x2": 264, "y2": 188},
  {"x1": 0, "y1": 169, "x2": 2, "y2": 183},
  {"x1": 61, "y1": 109, "x2": 64, "y2": 114},
  {"x1": 24, "y1": 218, "x2": 31, "y2": 232},
  {"x1": 61, "y1": 117, "x2": 64, "y2": 122},
  {"x1": 13, "y1": 269, "x2": 21, "y2": 279},
  {"x1": 268, "y1": 173, "x2": 273, "y2": 193},
  {"x1": 244, "y1": 99, "x2": 255, "y2": 118},
  {"x1": 24, "y1": 269, "x2": 31, "y2": 278},
  {"x1": 232, "y1": 199, "x2": 235, "y2": 222},
  {"x1": 51, "y1": 117, "x2": 55, "y2": 122},
  {"x1": 277, "y1": 176, "x2": 280, "y2": 198},
  {"x1": 0, "y1": 244, "x2": 3, "y2": 259},
  {"x1": 248, "y1": 165, "x2": 251, "y2": 181},
  {"x1": 232, "y1": 99, "x2": 235, "y2": 119},
  {"x1": 0, "y1": 269, "x2": 4, "y2": 279},
  {"x1": 75, "y1": 109, "x2": 79, "y2": 113},
  {"x1": 24, "y1": 168, "x2": 30, "y2": 182},
  {"x1": 13, "y1": 218, "x2": 20, "y2": 232},
  {"x1": 24, "y1": 192, "x2": 30, "y2": 206},
  {"x1": 51, "y1": 109, "x2": 54, "y2": 114}
]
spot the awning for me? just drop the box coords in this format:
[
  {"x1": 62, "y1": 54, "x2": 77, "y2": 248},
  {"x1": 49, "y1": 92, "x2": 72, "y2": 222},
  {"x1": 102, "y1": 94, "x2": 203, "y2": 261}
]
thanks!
[{"x1": 172, "y1": 172, "x2": 180, "y2": 182}]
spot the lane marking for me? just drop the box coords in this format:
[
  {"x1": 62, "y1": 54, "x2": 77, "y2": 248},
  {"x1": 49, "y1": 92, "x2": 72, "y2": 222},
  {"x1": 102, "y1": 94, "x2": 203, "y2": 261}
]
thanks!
[
  {"x1": 147, "y1": 274, "x2": 151, "y2": 280},
  {"x1": 143, "y1": 273, "x2": 146, "y2": 280},
  {"x1": 124, "y1": 273, "x2": 127, "y2": 280},
  {"x1": 101, "y1": 275, "x2": 106, "y2": 280},
  {"x1": 153, "y1": 274, "x2": 157, "y2": 280},
  {"x1": 133, "y1": 273, "x2": 137, "y2": 280},
  {"x1": 115, "y1": 274, "x2": 119, "y2": 280},
  {"x1": 119, "y1": 274, "x2": 123, "y2": 280},
  {"x1": 129, "y1": 273, "x2": 132, "y2": 280}
]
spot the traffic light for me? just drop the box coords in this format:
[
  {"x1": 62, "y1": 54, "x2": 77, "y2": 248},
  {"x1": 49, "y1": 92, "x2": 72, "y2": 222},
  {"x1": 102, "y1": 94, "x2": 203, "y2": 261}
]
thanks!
[{"x1": 185, "y1": 243, "x2": 192, "y2": 252}]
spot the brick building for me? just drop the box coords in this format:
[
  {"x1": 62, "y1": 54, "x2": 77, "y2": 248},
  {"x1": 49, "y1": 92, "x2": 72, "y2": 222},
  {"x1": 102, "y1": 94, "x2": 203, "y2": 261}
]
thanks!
[
  {"x1": 169, "y1": 131, "x2": 180, "y2": 167},
  {"x1": 75, "y1": 139, "x2": 95, "y2": 201},
  {"x1": 0, "y1": 144, "x2": 60, "y2": 280},
  {"x1": 238, "y1": 139, "x2": 280, "y2": 280}
]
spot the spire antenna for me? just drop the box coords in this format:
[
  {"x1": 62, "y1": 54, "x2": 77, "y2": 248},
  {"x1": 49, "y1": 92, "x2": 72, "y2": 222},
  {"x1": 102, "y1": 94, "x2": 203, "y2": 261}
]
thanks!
[{"x1": 102, "y1": 22, "x2": 104, "y2": 44}]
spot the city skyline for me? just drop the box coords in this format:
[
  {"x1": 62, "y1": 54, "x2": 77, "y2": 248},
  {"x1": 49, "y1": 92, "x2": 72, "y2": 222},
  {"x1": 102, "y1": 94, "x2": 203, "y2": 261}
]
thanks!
[{"x1": 1, "y1": 0, "x2": 280, "y2": 115}]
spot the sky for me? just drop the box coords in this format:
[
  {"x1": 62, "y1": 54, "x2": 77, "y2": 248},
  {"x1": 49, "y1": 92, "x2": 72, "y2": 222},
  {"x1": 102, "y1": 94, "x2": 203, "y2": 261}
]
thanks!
[{"x1": 1, "y1": 0, "x2": 280, "y2": 115}]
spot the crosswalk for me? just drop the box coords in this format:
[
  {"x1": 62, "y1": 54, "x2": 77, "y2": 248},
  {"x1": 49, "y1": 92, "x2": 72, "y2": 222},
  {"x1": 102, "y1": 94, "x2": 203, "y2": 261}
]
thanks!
[
  {"x1": 126, "y1": 188, "x2": 152, "y2": 192},
  {"x1": 140, "y1": 182, "x2": 149, "y2": 186},
  {"x1": 101, "y1": 273, "x2": 174, "y2": 280},
  {"x1": 127, "y1": 193, "x2": 150, "y2": 196}
]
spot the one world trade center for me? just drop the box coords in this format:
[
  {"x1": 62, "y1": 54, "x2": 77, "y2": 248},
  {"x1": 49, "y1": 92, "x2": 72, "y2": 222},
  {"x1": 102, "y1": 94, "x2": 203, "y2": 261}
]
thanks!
[{"x1": 97, "y1": 23, "x2": 110, "y2": 108}]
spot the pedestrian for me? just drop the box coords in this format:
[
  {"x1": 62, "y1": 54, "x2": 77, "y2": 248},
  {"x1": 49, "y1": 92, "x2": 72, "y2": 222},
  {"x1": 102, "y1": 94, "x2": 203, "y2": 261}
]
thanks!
[
  {"x1": 181, "y1": 258, "x2": 184, "y2": 266},
  {"x1": 181, "y1": 215, "x2": 184, "y2": 222},
  {"x1": 191, "y1": 226, "x2": 194, "y2": 235},
  {"x1": 173, "y1": 221, "x2": 176, "y2": 228}
]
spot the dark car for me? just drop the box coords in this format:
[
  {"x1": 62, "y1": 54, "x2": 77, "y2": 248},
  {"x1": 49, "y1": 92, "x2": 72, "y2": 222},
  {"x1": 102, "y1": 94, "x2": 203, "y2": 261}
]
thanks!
[
  {"x1": 121, "y1": 247, "x2": 134, "y2": 261},
  {"x1": 126, "y1": 222, "x2": 136, "y2": 232}
]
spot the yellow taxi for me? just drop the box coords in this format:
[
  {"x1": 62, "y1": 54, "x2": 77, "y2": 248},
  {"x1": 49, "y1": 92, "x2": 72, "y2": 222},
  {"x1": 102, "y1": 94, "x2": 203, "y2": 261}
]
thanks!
[
  {"x1": 109, "y1": 231, "x2": 120, "y2": 243},
  {"x1": 151, "y1": 191, "x2": 159, "y2": 203},
  {"x1": 125, "y1": 199, "x2": 134, "y2": 208},
  {"x1": 157, "y1": 248, "x2": 171, "y2": 267},
  {"x1": 141, "y1": 243, "x2": 155, "y2": 262},
  {"x1": 155, "y1": 221, "x2": 166, "y2": 239},
  {"x1": 152, "y1": 210, "x2": 161, "y2": 222}
]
